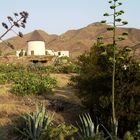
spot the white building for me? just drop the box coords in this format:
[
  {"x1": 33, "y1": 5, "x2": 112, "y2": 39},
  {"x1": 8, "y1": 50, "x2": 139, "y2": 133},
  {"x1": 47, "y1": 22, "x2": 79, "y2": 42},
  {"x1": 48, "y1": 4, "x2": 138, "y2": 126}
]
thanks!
[
  {"x1": 55, "y1": 51, "x2": 69, "y2": 57},
  {"x1": 16, "y1": 50, "x2": 26, "y2": 57},
  {"x1": 16, "y1": 30, "x2": 70, "y2": 58},
  {"x1": 27, "y1": 30, "x2": 46, "y2": 56},
  {"x1": 45, "y1": 49, "x2": 55, "y2": 56}
]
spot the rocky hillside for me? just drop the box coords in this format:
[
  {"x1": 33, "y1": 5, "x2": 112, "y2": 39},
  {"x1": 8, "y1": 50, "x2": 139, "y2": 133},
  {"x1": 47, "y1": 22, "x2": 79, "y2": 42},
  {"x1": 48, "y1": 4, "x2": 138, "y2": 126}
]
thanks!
[{"x1": 0, "y1": 22, "x2": 140, "y2": 58}]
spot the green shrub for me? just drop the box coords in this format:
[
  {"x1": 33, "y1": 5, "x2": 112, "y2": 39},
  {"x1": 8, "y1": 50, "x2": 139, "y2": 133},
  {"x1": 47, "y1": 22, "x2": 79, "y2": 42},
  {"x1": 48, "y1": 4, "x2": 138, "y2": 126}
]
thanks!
[
  {"x1": 123, "y1": 131, "x2": 134, "y2": 140},
  {"x1": 61, "y1": 63, "x2": 78, "y2": 74},
  {"x1": 27, "y1": 63, "x2": 49, "y2": 74},
  {"x1": 41, "y1": 122, "x2": 78, "y2": 140},
  {"x1": 0, "y1": 74, "x2": 8, "y2": 84},
  {"x1": 11, "y1": 72, "x2": 57, "y2": 96},
  {"x1": 0, "y1": 64, "x2": 25, "y2": 73}
]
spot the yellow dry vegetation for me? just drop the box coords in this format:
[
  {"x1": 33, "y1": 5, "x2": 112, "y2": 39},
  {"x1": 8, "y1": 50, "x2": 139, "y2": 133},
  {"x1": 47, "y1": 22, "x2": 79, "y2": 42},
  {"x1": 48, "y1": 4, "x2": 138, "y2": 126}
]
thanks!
[{"x1": 0, "y1": 74, "x2": 83, "y2": 140}]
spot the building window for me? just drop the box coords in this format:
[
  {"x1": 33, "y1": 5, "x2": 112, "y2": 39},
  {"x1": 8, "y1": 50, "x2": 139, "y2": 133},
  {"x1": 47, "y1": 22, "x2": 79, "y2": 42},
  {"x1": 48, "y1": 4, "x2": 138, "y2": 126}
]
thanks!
[
  {"x1": 45, "y1": 51, "x2": 48, "y2": 55},
  {"x1": 58, "y1": 52, "x2": 61, "y2": 56},
  {"x1": 31, "y1": 50, "x2": 34, "y2": 55}
]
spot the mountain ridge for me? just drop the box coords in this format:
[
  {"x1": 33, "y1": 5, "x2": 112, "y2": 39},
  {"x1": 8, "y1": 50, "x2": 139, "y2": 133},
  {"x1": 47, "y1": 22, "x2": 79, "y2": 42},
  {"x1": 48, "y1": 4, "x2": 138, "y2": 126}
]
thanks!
[{"x1": 0, "y1": 22, "x2": 140, "y2": 58}]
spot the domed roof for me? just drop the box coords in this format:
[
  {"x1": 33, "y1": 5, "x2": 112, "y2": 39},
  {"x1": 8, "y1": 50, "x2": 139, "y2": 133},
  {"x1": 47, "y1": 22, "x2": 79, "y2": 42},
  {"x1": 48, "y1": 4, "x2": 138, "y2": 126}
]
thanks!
[{"x1": 28, "y1": 30, "x2": 45, "y2": 42}]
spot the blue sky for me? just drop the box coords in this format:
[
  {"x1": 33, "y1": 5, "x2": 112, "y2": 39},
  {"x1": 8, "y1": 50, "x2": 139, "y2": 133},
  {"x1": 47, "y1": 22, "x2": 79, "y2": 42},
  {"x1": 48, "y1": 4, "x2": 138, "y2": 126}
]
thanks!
[{"x1": 0, "y1": 0, "x2": 139, "y2": 39}]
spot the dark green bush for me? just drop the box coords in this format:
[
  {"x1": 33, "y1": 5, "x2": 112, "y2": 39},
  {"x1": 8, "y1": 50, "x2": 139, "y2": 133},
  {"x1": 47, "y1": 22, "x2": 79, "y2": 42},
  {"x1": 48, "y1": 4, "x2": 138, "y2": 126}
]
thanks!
[{"x1": 71, "y1": 43, "x2": 140, "y2": 137}]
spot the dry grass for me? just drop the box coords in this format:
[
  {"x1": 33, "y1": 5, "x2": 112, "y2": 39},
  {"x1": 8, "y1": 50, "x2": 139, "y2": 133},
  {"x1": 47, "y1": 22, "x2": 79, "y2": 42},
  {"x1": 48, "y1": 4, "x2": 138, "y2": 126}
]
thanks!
[
  {"x1": 0, "y1": 74, "x2": 84, "y2": 140},
  {"x1": 50, "y1": 73, "x2": 72, "y2": 87}
]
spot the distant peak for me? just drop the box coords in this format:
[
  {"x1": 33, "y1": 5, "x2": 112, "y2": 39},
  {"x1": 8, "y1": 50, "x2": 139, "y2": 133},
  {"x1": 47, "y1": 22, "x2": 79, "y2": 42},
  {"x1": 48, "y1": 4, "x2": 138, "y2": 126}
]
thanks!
[
  {"x1": 87, "y1": 22, "x2": 105, "y2": 27},
  {"x1": 93, "y1": 22, "x2": 103, "y2": 25}
]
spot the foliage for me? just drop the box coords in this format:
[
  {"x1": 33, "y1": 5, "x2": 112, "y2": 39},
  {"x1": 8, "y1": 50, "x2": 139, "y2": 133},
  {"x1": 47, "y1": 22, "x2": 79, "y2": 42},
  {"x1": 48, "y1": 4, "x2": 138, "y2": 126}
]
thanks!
[
  {"x1": 132, "y1": 121, "x2": 140, "y2": 140},
  {"x1": 123, "y1": 131, "x2": 134, "y2": 140},
  {"x1": 0, "y1": 64, "x2": 57, "y2": 96},
  {"x1": 71, "y1": 43, "x2": 140, "y2": 136},
  {"x1": 101, "y1": 0, "x2": 128, "y2": 135},
  {"x1": 27, "y1": 63, "x2": 49, "y2": 74},
  {"x1": 41, "y1": 122, "x2": 78, "y2": 140},
  {"x1": 59, "y1": 63, "x2": 78, "y2": 74},
  {"x1": 77, "y1": 113, "x2": 96, "y2": 138},
  {"x1": 76, "y1": 113, "x2": 113, "y2": 140},
  {"x1": 0, "y1": 64, "x2": 25, "y2": 84},
  {"x1": 11, "y1": 71, "x2": 57, "y2": 96},
  {"x1": 0, "y1": 74, "x2": 8, "y2": 84},
  {"x1": 0, "y1": 64, "x2": 25, "y2": 73},
  {"x1": 0, "y1": 49, "x2": 3, "y2": 56},
  {"x1": 51, "y1": 56, "x2": 78, "y2": 73},
  {"x1": 54, "y1": 56, "x2": 70, "y2": 66},
  {"x1": 14, "y1": 104, "x2": 77, "y2": 140},
  {"x1": 0, "y1": 11, "x2": 28, "y2": 48},
  {"x1": 14, "y1": 104, "x2": 54, "y2": 140}
]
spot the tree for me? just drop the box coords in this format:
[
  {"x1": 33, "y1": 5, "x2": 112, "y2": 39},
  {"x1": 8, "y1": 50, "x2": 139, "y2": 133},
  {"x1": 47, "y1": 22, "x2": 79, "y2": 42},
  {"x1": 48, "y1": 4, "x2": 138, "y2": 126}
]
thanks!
[
  {"x1": 71, "y1": 42, "x2": 140, "y2": 137},
  {"x1": 101, "y1": 0, "x2": 128, "y2": 135},
  {"x1": 0, "y1": 11, "x2": 28, "y2": 48}
]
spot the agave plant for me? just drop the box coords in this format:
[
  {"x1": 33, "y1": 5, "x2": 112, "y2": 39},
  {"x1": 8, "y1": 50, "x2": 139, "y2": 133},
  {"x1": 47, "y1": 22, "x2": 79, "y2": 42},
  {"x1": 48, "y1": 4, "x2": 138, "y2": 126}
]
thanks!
[
  {"x1": 15, "y1": 104, "x2": 54, "y2": 140},
  {"x1": 76, "y1": 113, "x2": 97, "y2": 138},
  {"x1": 76, "y1": 113, "x2": 113, "y2": 140}
]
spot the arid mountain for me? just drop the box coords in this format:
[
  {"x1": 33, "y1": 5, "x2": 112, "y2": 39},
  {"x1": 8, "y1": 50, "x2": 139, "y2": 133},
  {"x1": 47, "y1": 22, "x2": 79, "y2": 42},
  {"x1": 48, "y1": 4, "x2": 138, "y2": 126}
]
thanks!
[{"x1": 0, "y1": 22, "x2": 140, "y2": 58}]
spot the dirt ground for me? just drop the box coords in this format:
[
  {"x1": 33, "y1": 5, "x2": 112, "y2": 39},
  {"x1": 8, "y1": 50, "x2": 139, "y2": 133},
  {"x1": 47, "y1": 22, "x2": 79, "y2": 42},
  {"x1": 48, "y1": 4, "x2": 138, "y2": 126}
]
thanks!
[{"x1": 0, "y1": 73, "x2": 85, "y2": 140}]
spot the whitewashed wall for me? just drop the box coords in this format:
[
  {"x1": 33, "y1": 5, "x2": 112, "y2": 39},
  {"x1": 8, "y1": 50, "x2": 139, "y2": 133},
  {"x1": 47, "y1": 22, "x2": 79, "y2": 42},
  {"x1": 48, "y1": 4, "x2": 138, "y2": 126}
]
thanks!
[{"x1": 27, "y1": 41, "x2": 45, "y2": 56}]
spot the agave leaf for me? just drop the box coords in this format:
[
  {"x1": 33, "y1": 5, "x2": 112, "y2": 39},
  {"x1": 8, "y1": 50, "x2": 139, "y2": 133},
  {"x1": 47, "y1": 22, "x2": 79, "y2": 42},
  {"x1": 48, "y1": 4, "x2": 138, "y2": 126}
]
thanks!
[
  {"x1": 125, "y1": 47, "x2": 132, "y2": 52},
  {"x1": 79, "y1": 115, "x2": 86, "y2": 137},
  {"x1": 96, "y1": 124, "x2": 100, "y2": 134},
  {"x1": 82, "y1": 114, "x2": 89, "y2": 137},
  {"x1": 118, "y1": 56, "x2": 124, "y2": 60},
  {"x1": 76, "y1": 123, "x2": 83, "y2": 137},
  {"x1": 87, "y1": 113, "x2": 94, "y2": 136},
  {"x1": 78, "y1": 113, "x2": 95, "y2": 138},
  {"x1": 85, "y1": 113, "x2": 92, "y2": 137},
  {"x1": 101, "y1": 51, "x2": 107, "y2": 56}
]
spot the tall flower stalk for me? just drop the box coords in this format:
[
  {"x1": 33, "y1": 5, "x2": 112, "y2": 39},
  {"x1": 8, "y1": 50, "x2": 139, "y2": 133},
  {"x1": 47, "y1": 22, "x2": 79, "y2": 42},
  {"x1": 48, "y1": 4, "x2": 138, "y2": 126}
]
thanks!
[
  {"x1": 101, "y1": 0, "x2": 128, "y2": 136},
  {"x1": 0, "y1": 11, "x2": 29, "y2": 48}
]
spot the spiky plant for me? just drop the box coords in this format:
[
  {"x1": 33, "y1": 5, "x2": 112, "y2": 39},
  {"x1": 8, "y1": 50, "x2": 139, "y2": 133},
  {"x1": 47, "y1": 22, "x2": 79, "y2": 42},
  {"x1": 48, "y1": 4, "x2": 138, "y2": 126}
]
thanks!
[
  {"x1": 77, "y1": 113, "x2": 100, "y2": 138},
  {"x1": 15, "y1": 104, "x2": 54, "y2": 140},
  {"x1": 76, "y1": 113, "x2": 113, "y2": 140}
]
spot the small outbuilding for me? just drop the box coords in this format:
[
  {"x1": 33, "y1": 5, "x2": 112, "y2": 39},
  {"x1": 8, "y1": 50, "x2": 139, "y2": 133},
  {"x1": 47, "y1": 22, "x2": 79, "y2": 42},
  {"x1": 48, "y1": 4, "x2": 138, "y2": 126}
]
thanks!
[{"x1": 55, "y1": 51, "x2": 69, "y2": 57}]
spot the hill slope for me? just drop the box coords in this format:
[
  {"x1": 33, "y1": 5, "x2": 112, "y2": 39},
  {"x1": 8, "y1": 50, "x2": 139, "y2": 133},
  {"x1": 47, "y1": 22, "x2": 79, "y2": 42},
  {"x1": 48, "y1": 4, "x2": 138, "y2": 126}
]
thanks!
[{"x1": 0, "y1": 22, "x2": 140, "y2": 58}]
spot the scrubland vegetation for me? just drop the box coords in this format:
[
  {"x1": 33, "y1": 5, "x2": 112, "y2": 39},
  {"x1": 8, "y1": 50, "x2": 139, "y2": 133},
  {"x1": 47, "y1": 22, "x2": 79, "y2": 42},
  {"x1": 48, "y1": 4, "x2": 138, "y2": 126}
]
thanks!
[
  {"x1": 0, "y1": 47, "x2": 139, "y2": 140},
  {"x1": 0, "y1": 0, "x2": 140, "y2": 140}
]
